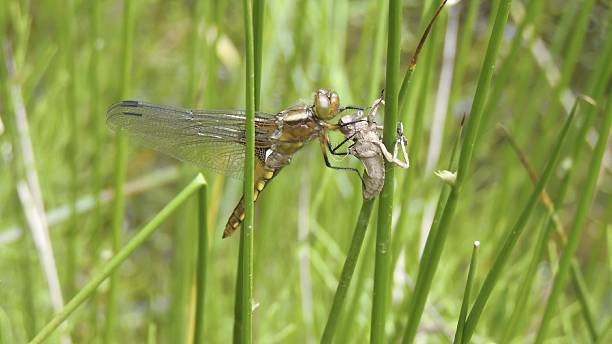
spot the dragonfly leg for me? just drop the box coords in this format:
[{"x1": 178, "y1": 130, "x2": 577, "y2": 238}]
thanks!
[
  {"x1": 338, "y1": 105, "x2": 366, "y2": 113},
  {"x1": 319, "y1": 134, "x2": 363, "y2": 181},
  {"x1": 323, "y1": 153, "x2": 363, "y2": 181},
  {"x1": 328, "y1": 135, "x2": 355, "y2": 155},
  {"x1": 375, "y1": 122, "x2": 409, "y2": 169},
  {"x1": 395, "y1": 122, "x2": 410, "y2": 168}
]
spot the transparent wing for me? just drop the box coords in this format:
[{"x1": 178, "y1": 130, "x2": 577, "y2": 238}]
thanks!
[{"x1": 106, "y1": 100, "x2": 278, "y2": 175}]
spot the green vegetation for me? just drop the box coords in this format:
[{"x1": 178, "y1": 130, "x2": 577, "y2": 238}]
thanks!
[{"x1": 1, "y1": 0, "x2": 610, "y2": 343}]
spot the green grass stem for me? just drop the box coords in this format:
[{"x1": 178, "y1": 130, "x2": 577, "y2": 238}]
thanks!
[
  {"x1": 147, "y1": 322, "x2": 157, "y2": 344},
  {"x1": 253, "y1": 0, "x2": 264, "y2": 110},
  {"x1": 2, "y1": 1, "x2": 609, "y2": 342},
  {"x1": 235, "y1": 0, "x2": 257, "y2": 342},
  {"x1": 86, "y1": 0, "x2": 103, "y2": 338},
  {"x1": 321, "y1": 198, "x2": 375, "y2": 343},
  {"x1": 499, "y1": 210, "x2": 554, "y2": 343},
  {"x1": 499, "y1": 30, "x2": 612, "y2": 340},
  {"x1": 193, "y1": 184, "x2": 209, "y2": 344},
  {"x1": 552, "y1": 0, "x2": 596, "y2": 108},
  {"x1": 63, "y1": 0, "x2": 78, "y2": 299},
  {"x1": 453, "y1": 241, "x2": 479, "y2": 344},
  {"x1": 398, "y1": 0, "x2": 447, "y2": 114},
  {"x1": 402, "y1": 2, "x2": 513, "y2": 342},
  {"x1": 392, "y1": 0, "x2": 447, "y2": 276},
  {"x1": 367, "y1": 1, "x2": 389, "y2": 100},
  {"x1": 393, "y1": 114, "x2": 464, "y2": 296},
  {"x1": 233, "y1": 235, "x2": 245, "y2": 342},
  {"x1": 337, "y1": 218, "x2": 376, "y2": 340},
  {"x1": 571, "y1": 260, "x2": 598, "y2": 341},
  {"x1": 370, "y1": 0, "x2": 401, "y2": 341},
  {"x1": 534, "y1": 97, "x2": 612, "y2": 343},
  {"x1": 89, "y1": 0, "x2": 103, "y2": 259},
  {"x1": 203, "y1": 0, "x2": 221, "y2": 107},
  {"x1": 596, "y1": 317, "x2": 612, "y2": 344},
  {"x1": 537, "y1": 0, "x2": 596, "y2": 143},
  {"x1": 170, "y1": 2, "x2": 207, "y2": 340},
  {"x1": 407, "y1": 14, "x2": 441, "y2": 175},
  {"x1": 187, "y1": 0, "x2": 205, "y2": 104},
  {"x1": 461, "y1": 95, "x2": 578, "y2": 343},
  {"x1": 446, "y1": 0, "x2": 480, "y2": 116},
  {"x1": 480, "y1": 0, "x2": 543, "y2": 136},
  {"x1": 105, "y1": 0, "x2": 134, "y2": 342},
  {"x1": 29, "y1": 175, "x2": 206, "y2": 344},
  {"x1": 496, "y1": 97, "x2": 598, "y2": 342}
]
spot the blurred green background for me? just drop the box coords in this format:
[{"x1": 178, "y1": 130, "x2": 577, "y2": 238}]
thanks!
[{"x1": 1, "y1": 0, "x2": 611, "y2": 343}]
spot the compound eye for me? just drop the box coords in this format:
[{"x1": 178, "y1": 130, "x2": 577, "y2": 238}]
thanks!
[
  {"x1": 328, "y1": 92, "x2": 339, "y2": 118},
  {"x1": 314, "y1": 89, "x2": 340, "y2": 120}
]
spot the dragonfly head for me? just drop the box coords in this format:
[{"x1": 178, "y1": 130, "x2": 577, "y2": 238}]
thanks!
[{"x1": 313, "y1": 89, "x2": 340, "y2": 121}]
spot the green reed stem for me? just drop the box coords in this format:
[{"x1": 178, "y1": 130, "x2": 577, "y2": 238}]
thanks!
[
  {"x1": 497, "y1": 97, "x2": 598, "y2": 342},
  {"x1": 596, "y1": 317, "x2": 612, "y2": 344},
  {"x1": 406, "y1": 117, "x2": 463, "y2": 291},
  {"x1": 187, "y1": 0, "x2": 205, "y2": 104},
  {"x1": 63, "y1": 0, "x2": 78, "y2": 299},
  {"x1": 398, "y1": 0, "x2": 447, "y2": 114},
  {"x1": 337, "y1": 215, "x2": 377, "y2": 341},
  {"x1": 447, "y1": 0, "x2": 480, "y2": 116},
  {"x1": 461, "y1": 97, "x2": 577, "y2": 343},
  {"x1": 29, "y1": 175, "x2": 206, "y2": 344},
  {"x1": 89, "y1": 0, "x2": 103, "y2": 257},
  {"x1": 480, "y1": 0, "x2": 543, "y2": 137},
  {"x1": 402, "y1": 2, "x2": 513, "y2": 342},
  {"x1": 367, "y1": 0, "x2": 388, "y2": 100},
  {"x1": 499, "y1": 214, "x2": 553, "y2": 343},
  {"x1": 236, "y1": 0, "x2": 256, "y2": 342},
  {"x1": 321, "y1": 198, "x2": 375, "y2": 343},
  {"x1": 170, "y1": 2, "x2": 207, "y2": 341},
  {"x1": 253, "y1": 0, "x2": 264, "y2": 110},
  {"x1": 572, "y1": 260, "x2": 598, "y2": 341},
  {"x1": 193, "y1": 184, "x2": 209, "y2": 344},
  {"x1": 392, "y1": 0, "x2": 447, "y2": 274},
  {"x1": 105, "y1": 0, "x2": 134, "y2": 342},
  {"x1": 86, "y1": 1, "x2": 103, "y2": 337},
  {"x1": 233, "y1": 235, "x2": 245, "y2": 343},
  {"x1": 407, "y1": 15, "x2": 440, "y2": 173},
  {"x1": 534, "y1": 98, "x2": 612, "y2": 343},
  {"x1": 453, "y1": 241, "x2": 479, "y2": 344},
  {"x1": 500, "y1": 32, "x2": 612, "y2": 340},
  {"x1": 553, "y1": 0, "x2": 595, "y2": 106},
  {"x1": 147, "y1": 322, "x2": 157, "y2": 344},
  {"x1": 370, "y1": 0, "x2": 400, "y2": 341}
]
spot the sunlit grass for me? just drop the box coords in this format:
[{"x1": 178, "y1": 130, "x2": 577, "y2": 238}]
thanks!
[{"x1": 0, "y1": 0, "x2": 610, "y2": 343}]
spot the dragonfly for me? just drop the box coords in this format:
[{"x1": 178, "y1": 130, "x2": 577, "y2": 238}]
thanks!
[
  {"x1": 332, "y1": 93, "x2": 409, "y2": 200},
  {"x1": 107, "y1": 89, "x2": 363, "y2": 238}
]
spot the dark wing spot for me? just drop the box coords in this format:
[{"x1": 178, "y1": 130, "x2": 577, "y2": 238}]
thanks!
[
  {"x1": 123, "y1": 111, "x2": 143, "y2": 117},
  {"x1": 121, "y1": 100, "x2": 140, "y2": 107}
]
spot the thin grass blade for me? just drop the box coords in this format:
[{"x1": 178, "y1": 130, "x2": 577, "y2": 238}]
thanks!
[
  {"x1": 321, "y1": 198, "x2": 375, "y2": 343},
  {"x1": 534, "y1": 97, "x2": 612, "y2": 343},
  {"x1": 105, "y1": 0, "x2": 134, "y2": 342},
  {"x1": 370, "y1": 0, "x2": 401, "y2": 341},
  {"x1": 453, "y1": 241, "x2": 479, "y2": 344},
  {"x1": 29, "y1": 175, "x2": 206, "y2": 344},
  {"x1": 461, "y1": 94, "x2": 579, "y2": 342},
  {"x1": 401, "y1": 2, "x2": 514, "y2": 342}
]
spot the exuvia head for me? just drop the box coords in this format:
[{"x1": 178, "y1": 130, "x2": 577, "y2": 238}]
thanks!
[
  {"x1": 338, "y1": 114, "x2": 357, "y2": 136},
  {"x1": 313, "y1": 89, "x2": 340, "y2": 120}
]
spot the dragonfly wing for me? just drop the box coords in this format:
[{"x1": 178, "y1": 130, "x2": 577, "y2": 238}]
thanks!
[{"x1": 107, "y1": 100, "x2": 277, "y2": 176}]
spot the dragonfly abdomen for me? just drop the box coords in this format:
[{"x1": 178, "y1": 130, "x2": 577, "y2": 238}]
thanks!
[
  {"x1": 352, "y1": 142, "x2": 386, "y2": 200},
  {"x1": 223, "y1": 162, "x2": 278, "y2": 238}
]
